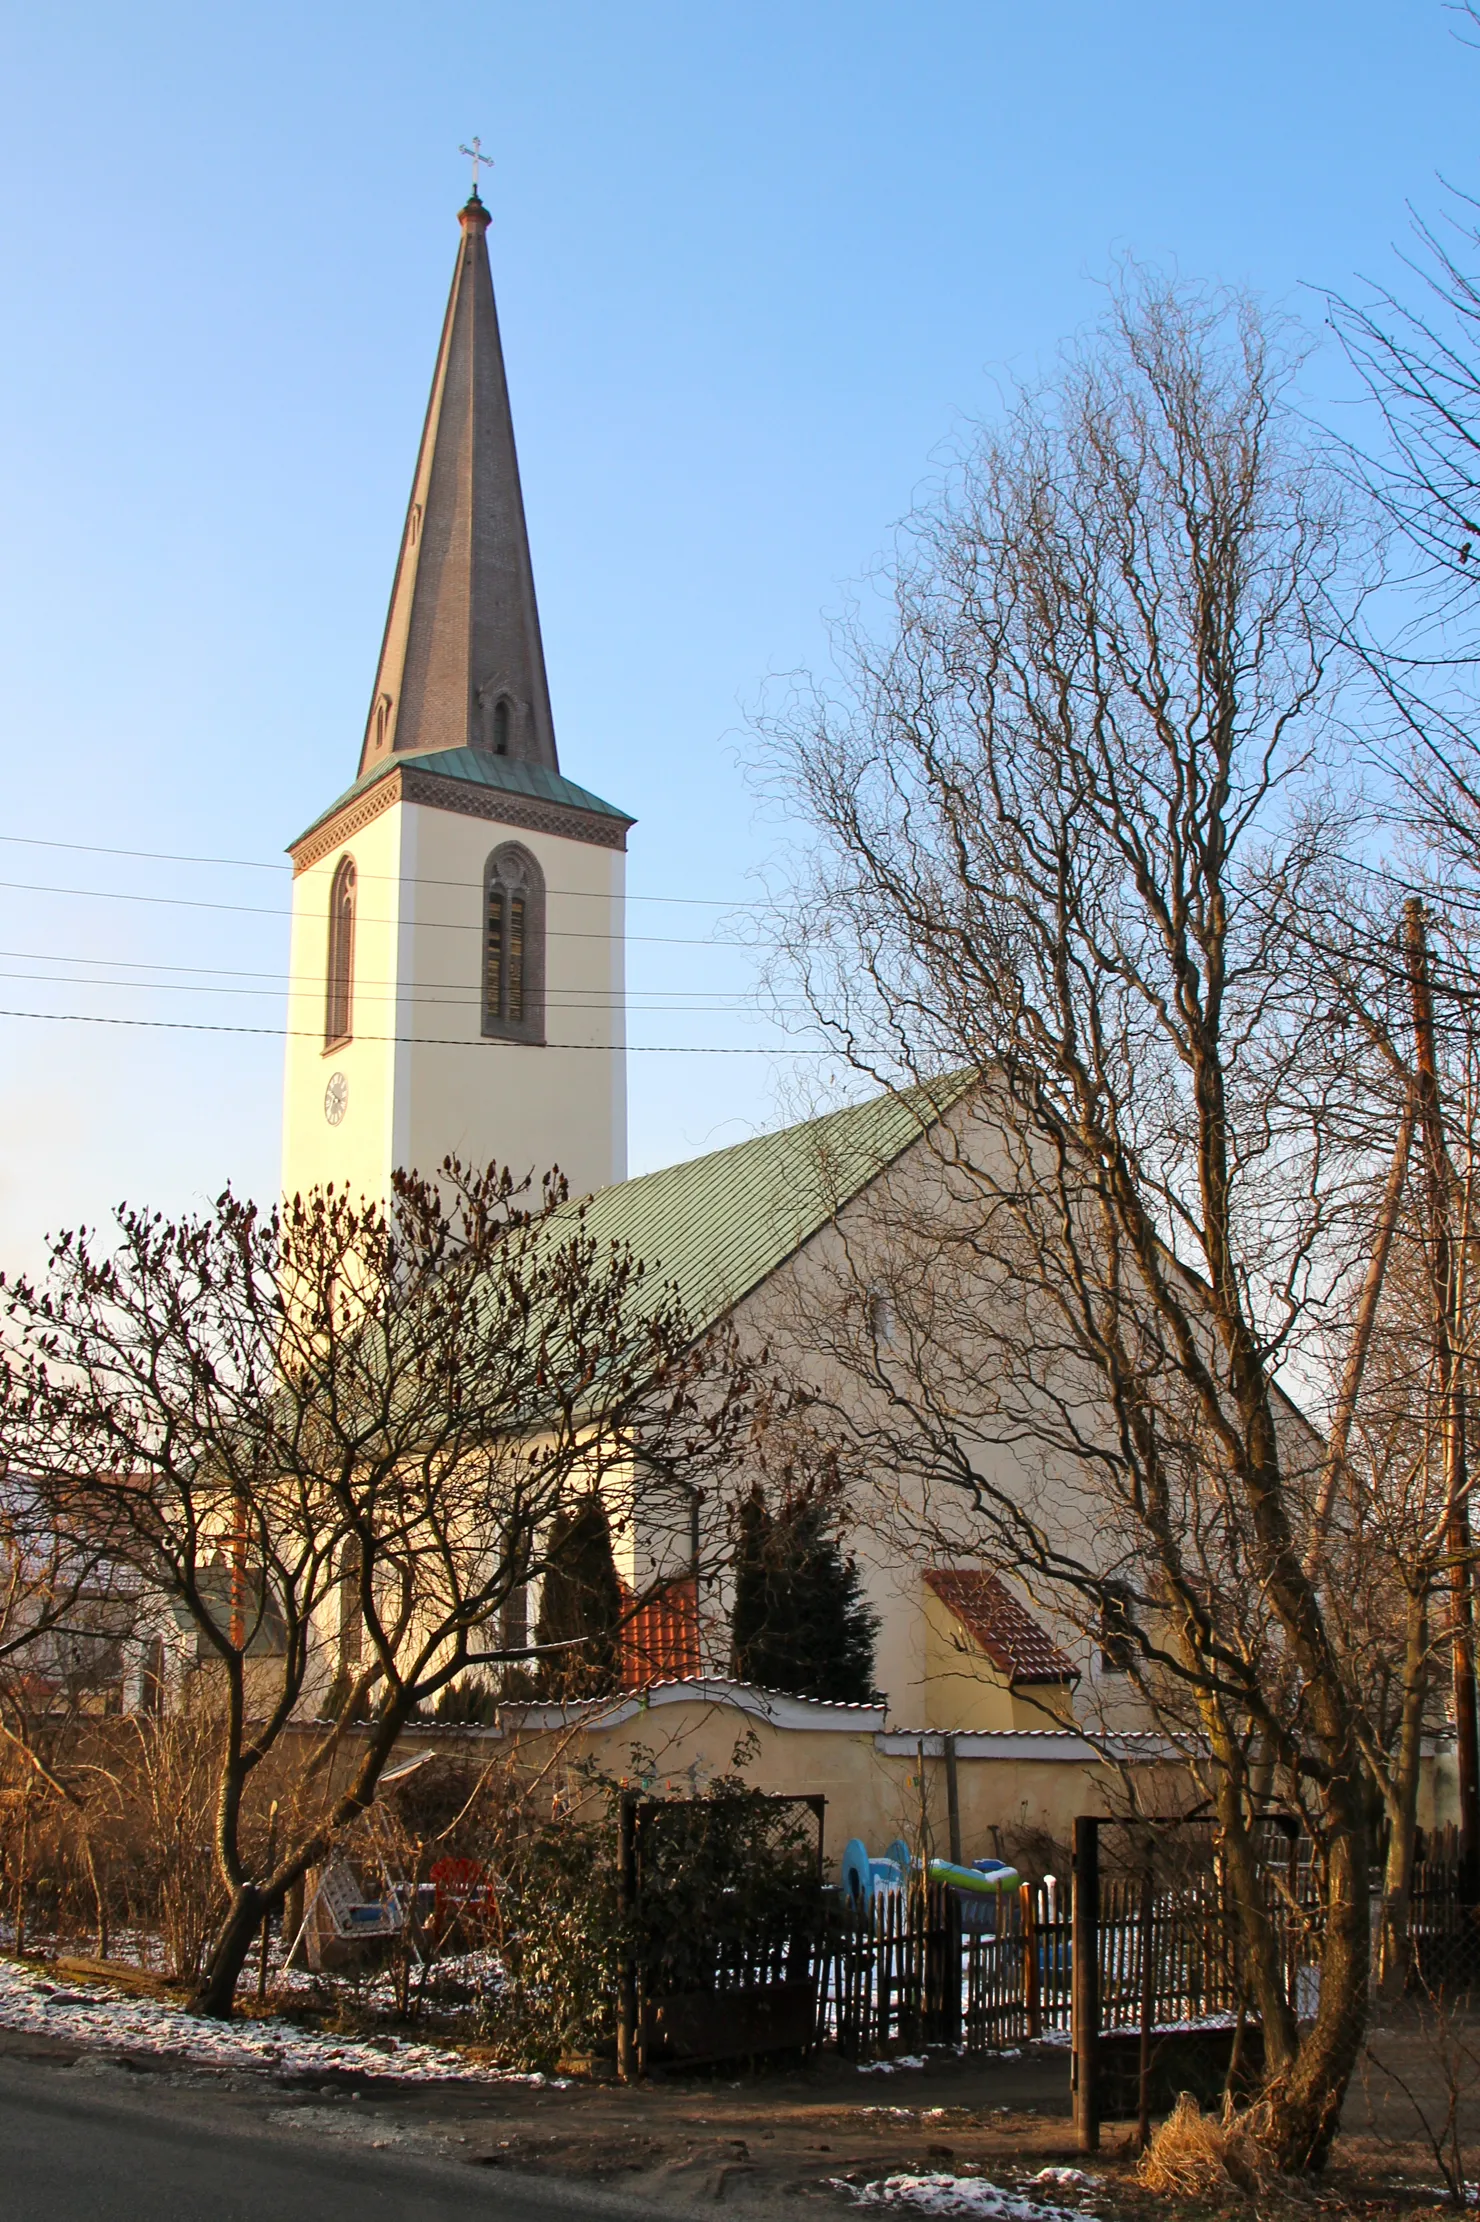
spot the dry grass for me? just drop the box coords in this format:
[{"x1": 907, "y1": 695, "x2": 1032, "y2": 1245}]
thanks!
[{"x1": 1136, "y1": 2093, "x2": 1262, "y2": 2199}]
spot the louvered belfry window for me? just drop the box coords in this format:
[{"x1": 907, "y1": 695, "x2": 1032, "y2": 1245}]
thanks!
[
  {"x1": 324, "y1": 855, "x2": 356, "y2": 1048},
  {"x1": 483, "y1": 843, "x2": 544, "y2": 1044}
]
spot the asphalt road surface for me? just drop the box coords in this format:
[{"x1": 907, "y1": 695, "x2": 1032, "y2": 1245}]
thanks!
[{"x1": 0, "y1": 2055, "x2": 640, "y2": 2222}]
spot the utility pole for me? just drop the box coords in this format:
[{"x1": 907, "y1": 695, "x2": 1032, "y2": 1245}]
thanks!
[{"x1": 1404, "y1": 897, "x2": 1480, "y2": 1902}]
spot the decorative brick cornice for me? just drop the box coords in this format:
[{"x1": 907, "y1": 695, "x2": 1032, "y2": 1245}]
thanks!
[
  {"x1": 290, "y1": 774, "x2": 402, "y2": 875},
  {"x1": 291, "y1": 762, "x2": 629, "y2": 876},
  {"x1": 399, "y1": 765, "x2": 629, "y2": 852}
]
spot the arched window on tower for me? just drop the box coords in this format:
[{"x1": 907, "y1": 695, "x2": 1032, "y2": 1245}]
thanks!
[
  {"x1": 492, "y1": 698, "x2": 511, "y2": 755},
  {"x1": 483, "y1": 843, "x2": 545, "y2": 1045},
  {"x1": 325, "y1": 855, "x2": 356, "y2": 1049}
]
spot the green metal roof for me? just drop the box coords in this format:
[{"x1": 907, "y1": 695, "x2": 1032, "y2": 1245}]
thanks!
[
  {"x1": 292, "y1": 746, "x2": 633, "y2": 851},
  {"x1": 578, "y1": 1076, "x2": 974, "y2": 1334}
]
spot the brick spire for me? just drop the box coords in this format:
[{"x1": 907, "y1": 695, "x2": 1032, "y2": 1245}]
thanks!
[{"x1": 356, "y1": 192, "x2": 558, "y2": 777}]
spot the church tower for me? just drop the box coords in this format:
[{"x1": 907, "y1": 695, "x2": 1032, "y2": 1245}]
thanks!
[{"x1": 281, "y1": 190, "x2": 630, "y2": 1205}]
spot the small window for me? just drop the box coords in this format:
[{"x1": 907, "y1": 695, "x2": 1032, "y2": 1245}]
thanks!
[
  {"x1": 325, "y1": 854, "x2": 356, "y2": 1049},
  {"x1": 501, "y1": 1583, "x2": 528, "y2": 1658},
  {"x1": 475, "y1": 679, "x2": 515, "y2": 755},
  {"x1": 140, "y1": 1635, "x2": 167, "y2": 1716},
  {"x1": 483, "y1": 843, "x2": 545, "y2": 1044},
  {"x1": 372, "y1": 693, "x2": 393, "y2": 753},
  {"x1": 337, "y1": 1536, "x2": 363, "y2": 1674}
]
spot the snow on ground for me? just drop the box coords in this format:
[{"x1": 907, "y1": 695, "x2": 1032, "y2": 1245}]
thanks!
[
  {"x1": 0, "y1": 1955, "x2": 558, "y2": 2084},
  {"x1": 833, "y1": 2176, "x2": 1095, "y2": 2218}
]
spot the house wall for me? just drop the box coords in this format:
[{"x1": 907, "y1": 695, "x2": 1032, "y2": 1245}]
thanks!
[
  {"x1": 920, "y1": 1580, "x2": 1076, "y2": 1733},
  {"x1": 678, "y1": 1091, "x2": 1318, "y2": 1747},
  {"x1": 698, "y1": 1103, "x2": 1138, "y2": 1736}
]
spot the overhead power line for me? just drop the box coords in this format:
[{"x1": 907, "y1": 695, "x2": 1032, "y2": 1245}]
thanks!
[
  {"x1": 0, "y1": 878, "x2": 744, "y2": 947},
  {"x1": 0, "y1": 966, "x2": 800, "y2": 1015},
  {"x1": 0, "y1": 833, "x2": 765, "y2": 909},
  {"x1": 0, "y1": 1007, "x2": 832, "y2": 1056},
  {"x1": 0, "y1": 956, "x2": 791, "y2": 1018}
]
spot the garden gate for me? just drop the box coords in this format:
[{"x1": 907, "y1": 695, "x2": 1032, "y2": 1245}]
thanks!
[{"x1": 616, "y1": 1788, "x2": 826, "y2": 2075}]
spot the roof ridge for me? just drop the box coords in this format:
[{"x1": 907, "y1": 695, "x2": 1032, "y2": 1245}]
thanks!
[
  {"x1": 568, "y1": 1073, "x2": 978, "y2": 1338},
  {"x1": 599, "y1": 1071, "x2": 975, "y2": 1205}
]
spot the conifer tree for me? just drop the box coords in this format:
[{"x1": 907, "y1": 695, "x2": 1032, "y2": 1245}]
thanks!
[
  {"x1": 535, "y1": 1494, "x2": 624, "y2": 1696},
  {"x1": 729, "y1": 1476, "x2": 877, "y2": 1701}
]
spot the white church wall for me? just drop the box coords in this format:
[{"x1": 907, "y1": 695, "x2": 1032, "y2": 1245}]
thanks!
[
  {"x1": 281, "y1": 805, "x2": 405, "y2": 1207},
  {"x1": 395, "y1": 801, "x2": 626, "y2": 1200},
  {"x1": 705, "y1": 1085, "x2": 1325, "y2": 1746},
  {"x1": 691, "y1": 1094, "x2": 1164, "y2": 1736},
  {"x1": 280, "y1": 795, "x2": 626, "y2": 1208}
]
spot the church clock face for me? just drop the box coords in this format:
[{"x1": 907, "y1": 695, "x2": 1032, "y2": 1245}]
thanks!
[{"x1": 324, "y1": 1071, "x2": 349, "y2": 1127}]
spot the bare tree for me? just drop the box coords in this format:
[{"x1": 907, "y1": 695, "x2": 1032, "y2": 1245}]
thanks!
[
  {"x1": 0, "y1": 1161, "x2": 753, "y2": 2015},
  {"x1": 759, "y1": 274, "x2": 1392, "y2": 2169},
  {"x1": 1271, "y1": 882, "x2": 1480, "y2": 1985},
  {"x1": 1326, "y1": 167, "x2": 1480, "y2": 1906}
]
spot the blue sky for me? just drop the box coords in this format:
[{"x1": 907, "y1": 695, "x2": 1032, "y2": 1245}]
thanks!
[{"x1": 0, "y1": 1, "x2": 1472, "y2": 1266}]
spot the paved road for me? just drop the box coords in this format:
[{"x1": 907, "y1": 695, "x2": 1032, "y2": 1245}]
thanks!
[{"x1": 0, "y1": 2056, "x2": 635, "y2": 2222}]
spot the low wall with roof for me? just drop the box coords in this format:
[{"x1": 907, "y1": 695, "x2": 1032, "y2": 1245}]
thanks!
[{"x1": 488, "y1": 1678, "x2": 1186, "y2": 1865}]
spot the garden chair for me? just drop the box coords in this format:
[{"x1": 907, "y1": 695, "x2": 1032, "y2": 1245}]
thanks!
[{"x1": 429, "y1": 1856, "x2": 495, "y2": 1942}]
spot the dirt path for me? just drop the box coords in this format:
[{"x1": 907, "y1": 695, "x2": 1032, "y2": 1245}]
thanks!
[
  {"x1": 2, "y1": 1986, "x2": 1472, "y2": 2215},
  {"x1": 0, "y1": 2023, "x2": 1097, "y2": 2211}
]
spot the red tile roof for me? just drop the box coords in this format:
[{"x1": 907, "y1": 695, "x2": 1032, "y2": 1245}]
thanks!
[
  {"x1": 621, "y1": 1577, "x2": 701, "y2": 1687},
  {"x1": 924, "y1": 1569, "x2": 1078, "y2": 1686}
]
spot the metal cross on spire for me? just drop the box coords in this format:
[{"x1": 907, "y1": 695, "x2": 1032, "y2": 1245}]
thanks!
[{"x1": 459, "y1": 136, "x2": 495, "y2": 198}]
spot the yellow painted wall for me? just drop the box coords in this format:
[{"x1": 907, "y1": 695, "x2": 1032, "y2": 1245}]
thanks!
[
  {"x1": 360, "y1": 1698, "x2": 1184, "y2": 1868},
  {"x1": 921, "y1": 1580, "x2": 1077, "y2": 1733}
]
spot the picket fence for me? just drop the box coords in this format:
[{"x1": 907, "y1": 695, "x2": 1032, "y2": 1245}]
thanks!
[
  {"x1": 821, "y1": 1876, "x2": 1067, "y2": 2058},
  {"x1": 620, "y1": 1799, "x2": 1472, "y2": 2072},
  {"x1": 819, "y1": 1834, "x2": 1337, "y2": 2063}
]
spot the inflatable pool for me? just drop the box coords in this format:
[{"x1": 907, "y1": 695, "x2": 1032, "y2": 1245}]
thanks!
[{"x1": 927, "y1": 1857, "x2": 1021, "y2": 1894}]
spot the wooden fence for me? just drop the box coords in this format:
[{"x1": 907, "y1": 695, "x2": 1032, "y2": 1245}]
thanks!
[
  {"x1": 1410, "y1": 1826, "x2": 1479, "y2": 1989},
  {"x1": 821, "y1": 1876, "x2": 1069, "y2": 2058},
  {"x1": 817, "y1": 1855, "x2": 1306, "y2": 2064},
  {"x1": 617, "y1": 1789, "x2": 826, "y2": 2073},
  {"x1": 817, "y1": 1818, "x2": 1471, "y2": 2076},
  {"x1": 616, "y1": 1795, "x2": 1472, "y2": 2085}
]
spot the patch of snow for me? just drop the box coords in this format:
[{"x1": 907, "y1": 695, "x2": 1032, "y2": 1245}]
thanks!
[
  {"x1": 832, "y1": 2175, "x2": 1094, "y2": 2219},
  {"x1": 1097, "y1": 2012, "x2": 1236, "y2": 2037},
  {"x1": 0, "y1": 1956, "x2": 559, "y2": 2085},
  {"x1": 1029, "y1": 2168, "x2": 1097, "y2": 2187},
  {"x1": 858, "y1": 2053, "x2": 929, "y2": 2073}
]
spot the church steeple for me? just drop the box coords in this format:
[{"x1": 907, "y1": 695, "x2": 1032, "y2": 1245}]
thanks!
[{"x1": 357, "y1": 191, "x2": 559, "y2": 778}]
